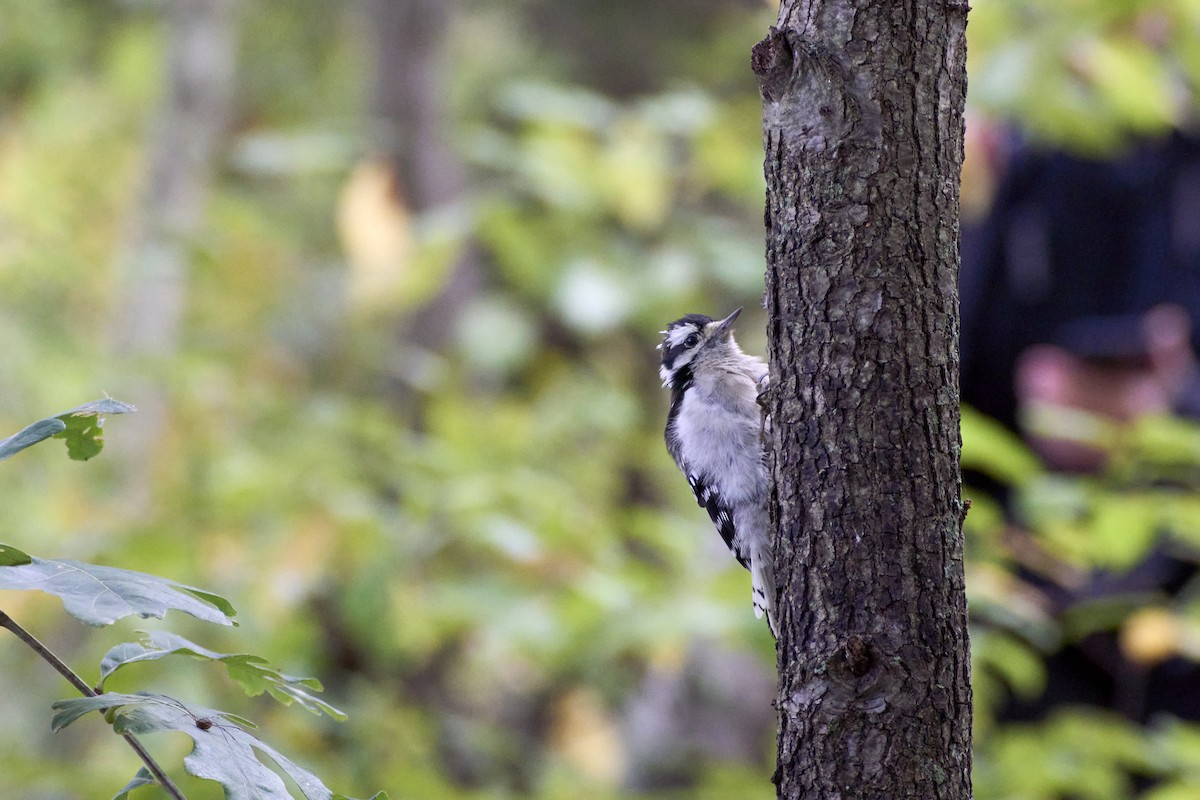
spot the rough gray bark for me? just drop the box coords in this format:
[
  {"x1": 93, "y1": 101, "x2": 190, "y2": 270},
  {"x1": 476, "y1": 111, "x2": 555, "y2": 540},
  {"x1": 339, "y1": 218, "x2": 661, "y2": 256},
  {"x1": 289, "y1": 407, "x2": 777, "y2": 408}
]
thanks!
[{"x1": 752, "y1": 2, "x2": 971, "y2": 798}]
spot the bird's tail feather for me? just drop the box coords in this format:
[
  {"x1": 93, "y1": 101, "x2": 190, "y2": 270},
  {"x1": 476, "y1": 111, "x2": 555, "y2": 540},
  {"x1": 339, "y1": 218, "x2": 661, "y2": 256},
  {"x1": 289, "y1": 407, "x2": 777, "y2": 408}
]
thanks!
[{"x1": 750, "y1": 546, "x2": 778, "y2": 639}]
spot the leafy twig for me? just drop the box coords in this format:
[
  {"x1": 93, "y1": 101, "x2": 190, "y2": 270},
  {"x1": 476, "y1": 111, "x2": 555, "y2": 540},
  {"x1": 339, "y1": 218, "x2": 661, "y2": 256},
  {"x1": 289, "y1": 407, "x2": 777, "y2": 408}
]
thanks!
[{"x1": 0, "y1": 609, "x2": 186, "y2": 800}]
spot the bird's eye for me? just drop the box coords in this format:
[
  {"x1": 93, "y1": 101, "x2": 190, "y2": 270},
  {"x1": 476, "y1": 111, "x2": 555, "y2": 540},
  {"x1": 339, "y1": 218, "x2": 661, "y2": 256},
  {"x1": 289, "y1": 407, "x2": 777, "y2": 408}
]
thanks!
[{"x1": 684, "y1": 333, "x2": 700, "y2": 347}]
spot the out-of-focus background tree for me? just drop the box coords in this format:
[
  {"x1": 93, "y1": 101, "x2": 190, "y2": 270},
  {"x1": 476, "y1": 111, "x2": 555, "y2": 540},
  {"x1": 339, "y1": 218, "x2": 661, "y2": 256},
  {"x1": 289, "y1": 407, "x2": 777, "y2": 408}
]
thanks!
[{"x1": 3, "y1": 1, "x2": 1200, "y2": 798}]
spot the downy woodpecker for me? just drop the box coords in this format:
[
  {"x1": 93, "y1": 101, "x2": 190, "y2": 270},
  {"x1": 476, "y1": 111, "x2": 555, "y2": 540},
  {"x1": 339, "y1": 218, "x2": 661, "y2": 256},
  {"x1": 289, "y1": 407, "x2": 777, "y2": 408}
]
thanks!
[{"x1": 659, "y1": 308, "x2": 777, "y2": 637}]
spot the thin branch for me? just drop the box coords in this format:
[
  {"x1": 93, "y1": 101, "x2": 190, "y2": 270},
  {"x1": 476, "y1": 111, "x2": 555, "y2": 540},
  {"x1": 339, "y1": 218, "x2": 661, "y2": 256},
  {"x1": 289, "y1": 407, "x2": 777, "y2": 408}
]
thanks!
[
  {"x1": 117, "y1": 733, "x2": 185, "y2": 800},
  {"x1": 0, "y1": 608, "x2": 187, "y2": 800},
  {"x1": 0, "y1": 609, "x2": 95, "y2": 695}
]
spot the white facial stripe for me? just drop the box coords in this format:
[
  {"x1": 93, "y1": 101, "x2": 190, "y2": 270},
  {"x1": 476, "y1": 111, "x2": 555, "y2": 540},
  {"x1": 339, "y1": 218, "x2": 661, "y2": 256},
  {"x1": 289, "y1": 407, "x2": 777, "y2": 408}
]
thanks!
[{"x1": 666, "y1": 324, "x2": 699, "y2": 348}]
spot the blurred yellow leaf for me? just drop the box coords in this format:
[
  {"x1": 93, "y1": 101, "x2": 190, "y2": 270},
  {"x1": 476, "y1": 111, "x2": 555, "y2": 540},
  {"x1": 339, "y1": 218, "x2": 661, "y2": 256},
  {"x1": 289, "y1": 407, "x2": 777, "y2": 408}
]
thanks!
[
  {"x1": 548, "y1": 688, "x2": 625, "y2": 784},
  {"x1": 337, "y1": 158, "x2": 412, "y2": 310},
  {"x1": 1120, "y1": 607, "x2": 1179, "y2": 666}
]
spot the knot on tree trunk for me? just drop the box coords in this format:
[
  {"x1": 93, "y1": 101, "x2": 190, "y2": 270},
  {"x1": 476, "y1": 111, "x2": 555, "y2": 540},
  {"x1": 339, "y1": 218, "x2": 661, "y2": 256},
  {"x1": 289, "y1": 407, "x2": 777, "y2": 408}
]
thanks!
[
  {"x1": 839, "y1": 635, "x2": 873, "y2": 678},
  {"x1": 753, "y1": 26, "x2": 879, "y2": 154},
  {"x1": 751, "y1": 26, "x2": 796, "y2": 104}
]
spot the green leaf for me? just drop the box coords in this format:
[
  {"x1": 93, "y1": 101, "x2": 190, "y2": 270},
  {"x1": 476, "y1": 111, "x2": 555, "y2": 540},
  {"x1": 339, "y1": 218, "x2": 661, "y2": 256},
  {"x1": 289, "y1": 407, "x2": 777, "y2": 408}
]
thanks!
[
  {"x1": 0, "y1": 399, "x2": 135, "y2": 462},
  {"x1": 1142, "y1": 785, "x2": 1200, "y2": 800},
  {"x1": 961, "y1": 405, "x2": 1044, "y2": 487},
  {"x1": 100, "y1": 631, "x2": 346, "y2": 720},
  {"x1": 1156, "y1": 718, "x2": 1200, "y2": 772},
  {"x1": 0, "y1": 543, "x2": 33, "y2": 566},
  {"x1": 0, "y1": 418, "x2": 67, "y2": 462},
  {"x1": 111, "y1": 767, "x2": 154, "y2": 800},
  {"x1": 1088, "y1": 38, "x2": 1175, "y2": 134},
  {"x1": 52, "y1": 398, "x2": 137, "y2": 461},
  {"x1": 1086, "y1": 493, "x2": 1159, "y2": 569},
  {"x1": 972, "y1": 628, "x2": 1046, "y2": 700},
  {"x1": 52, "y1": 693, "x2": 383, "y2": 800},
  {"x1": 1062, "y1": 593, "x2": 1162, "y2": 642},
  {"x1": 1128, "y1": 415, "x2": 1200, "y2": 470},
  {"x1": 0, "y1": 557, "x2": 236, "y2": 627}
]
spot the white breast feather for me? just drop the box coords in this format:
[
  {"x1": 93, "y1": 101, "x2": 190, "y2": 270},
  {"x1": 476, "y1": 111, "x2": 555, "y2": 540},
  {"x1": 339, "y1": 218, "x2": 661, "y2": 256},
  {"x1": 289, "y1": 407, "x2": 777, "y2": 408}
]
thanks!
[{"x1": 675, "y1": 367, "x2": 766, "y2": 505}]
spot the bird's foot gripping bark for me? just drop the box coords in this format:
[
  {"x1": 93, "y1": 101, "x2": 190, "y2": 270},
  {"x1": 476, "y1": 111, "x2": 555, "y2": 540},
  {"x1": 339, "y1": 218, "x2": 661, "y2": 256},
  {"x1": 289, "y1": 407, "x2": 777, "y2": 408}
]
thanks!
[{"x1": 757, "y1": 374, "x2": 773, "y2": 442}]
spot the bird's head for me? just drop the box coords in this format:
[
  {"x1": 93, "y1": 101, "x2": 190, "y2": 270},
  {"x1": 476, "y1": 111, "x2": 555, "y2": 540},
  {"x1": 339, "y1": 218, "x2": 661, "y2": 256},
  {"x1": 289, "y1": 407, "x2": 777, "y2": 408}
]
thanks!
[{"x1": 658, "y1": 308, "x2": 743, "y2": 388}]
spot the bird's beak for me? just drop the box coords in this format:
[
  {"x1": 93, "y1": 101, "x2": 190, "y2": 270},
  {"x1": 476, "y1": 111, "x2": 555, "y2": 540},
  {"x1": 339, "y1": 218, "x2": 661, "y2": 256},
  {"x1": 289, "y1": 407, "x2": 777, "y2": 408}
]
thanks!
[{"x1": 714, "y1": 307, "x2": 742, "y2": 338}]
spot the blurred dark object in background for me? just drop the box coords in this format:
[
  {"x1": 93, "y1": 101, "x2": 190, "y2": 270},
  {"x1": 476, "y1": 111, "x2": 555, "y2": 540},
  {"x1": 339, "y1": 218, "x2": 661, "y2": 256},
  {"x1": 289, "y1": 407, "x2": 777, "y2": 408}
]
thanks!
[
  {"x1": 960, "y1": 129, "x2": 1200, "y2": 724},
  {"x1": 962, "y1": 130, "x2": 1200, "y2": 432}
]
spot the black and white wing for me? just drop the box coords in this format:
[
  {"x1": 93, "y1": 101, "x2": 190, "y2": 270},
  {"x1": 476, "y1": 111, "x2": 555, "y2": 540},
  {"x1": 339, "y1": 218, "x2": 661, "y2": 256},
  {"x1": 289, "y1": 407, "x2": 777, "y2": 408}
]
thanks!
[
  {"x1": 685, "y1": 471, "x2": 748, "y2": 570},
  {"x1": 686, "y1": 469, "x2": 776, "y2": 635}
]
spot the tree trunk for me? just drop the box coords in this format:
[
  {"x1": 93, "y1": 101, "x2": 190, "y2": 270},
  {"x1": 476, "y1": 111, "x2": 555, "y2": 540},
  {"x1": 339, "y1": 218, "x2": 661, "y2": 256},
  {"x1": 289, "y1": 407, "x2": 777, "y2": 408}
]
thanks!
[
  {"x1": 367, "y1": 0, "x2": 480, "y2": 356},
  {"x1": 114, "y1": 0, "x2": 235, "y2": 357},
  {"x1": 752, "y1": 2, "x2": 972, "y2": 798},
  {"x1": 110, "y1": 0, "x2": 236, "y2": 510}
]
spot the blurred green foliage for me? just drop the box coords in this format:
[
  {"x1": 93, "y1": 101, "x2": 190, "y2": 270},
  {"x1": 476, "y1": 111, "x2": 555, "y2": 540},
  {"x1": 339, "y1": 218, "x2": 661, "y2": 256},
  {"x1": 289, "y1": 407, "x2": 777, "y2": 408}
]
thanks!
[
  {"x1": 965, "y1": 408, "x2": 1200, "y2": 798},
  {"x1": 2, "y1": 1, "x2": 1200, "y2": 799},
  {"x1": 0, "y1": 407, "x2": 383, "y2": 799},
  {"x1": 969, "y1": 0, "x2": 1200, "y2": 154}
]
